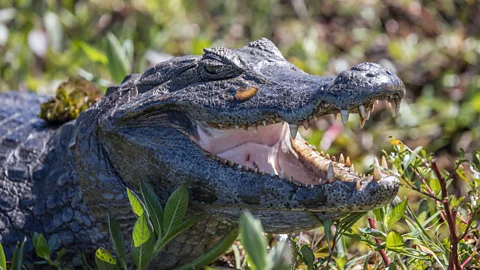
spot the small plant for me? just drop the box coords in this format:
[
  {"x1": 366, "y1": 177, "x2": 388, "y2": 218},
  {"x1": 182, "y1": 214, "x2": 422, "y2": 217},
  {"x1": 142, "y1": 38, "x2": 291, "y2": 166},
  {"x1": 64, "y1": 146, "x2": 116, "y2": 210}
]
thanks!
[
  {"x1": 95, "y1": 182, "x2": 199, "y2": 270},
  {"x1": 0, "y1": 233, "x2": 66, "y2": 270}
]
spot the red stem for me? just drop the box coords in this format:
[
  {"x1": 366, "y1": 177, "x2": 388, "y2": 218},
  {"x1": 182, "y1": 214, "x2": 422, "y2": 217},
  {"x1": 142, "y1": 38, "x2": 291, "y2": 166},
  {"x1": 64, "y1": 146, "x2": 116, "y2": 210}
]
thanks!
[
  {"x1": 431, "y1": 160, "x2": 462, "y2": 270},
  {"x1": 367, "y1": 217, "x2": 390, "y2": 266}
]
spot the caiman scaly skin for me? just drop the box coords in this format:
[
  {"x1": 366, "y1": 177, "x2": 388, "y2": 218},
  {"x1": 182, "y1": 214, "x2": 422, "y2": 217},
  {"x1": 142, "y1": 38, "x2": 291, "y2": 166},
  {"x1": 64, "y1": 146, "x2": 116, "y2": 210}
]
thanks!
[{"x1": 0, "y1": 38, "x2": 405, "y2": 269}]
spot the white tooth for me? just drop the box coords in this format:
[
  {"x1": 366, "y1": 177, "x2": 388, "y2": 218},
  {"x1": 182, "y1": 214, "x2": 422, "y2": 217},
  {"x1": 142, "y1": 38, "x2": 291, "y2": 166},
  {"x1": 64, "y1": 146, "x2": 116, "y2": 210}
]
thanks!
[
  {"x1": 252, "y1": 125, "x2": 258, "y2": 133},
  {"x1": 254, "y1": 168, "x2": 259, "y2": 173},
  {"x1": 237, "y1": 164, "x2": 242, "y2": 170},
  {"x1": 360, "y1": 117, "x2": 367, "y2": 128},
  {"x1": 327, "y1": 162, "x2": 335, "y2": 182},
  {"x1": 270, "y1": 169, "x2": 276, "y2": 177},
  {"x1": 289, "y1": 124, "x2": 298, "y2": 139},
  {"x1": 390, "y1": 101, "x2": 397, "y2": 117},
  {"x1": 262, "y1": 120, "x2": 267, "y2": 126},
  {"x1": 340, "y1": 110, "x2": 349, "y2": 125},
  {"x1": 366, "y1": 109, "x2": 371, "y2": 120},
  {"x1": 356, "y1": 180, "x2": 361, "y2": 190},
  {"x1": 234, "y1": 125, "x2": 239, "y2": 129},
  {"x1": 381, "y1": 155, "x2": 388, "y2": 168},
  {"x1": 359, "y1": 105, "x2": 366, "y2": 118},
  {"x1": 373, "y1": 158, "x2": 381, "y2": 181},
  {"x1": 351, "y1": 164, "x2": 355, "y2": 172},
  {"x1": 394, "y1": 99, "x2": 401, "y2": 115},
  {"x1": 280, "y1": 169, "x2": 285, "y2": 179},
  {"x1": 313, "y1": 116, "x2": 318, "y2": 121},
  {"x1": 391, "y1": 164, "x2": 398, "y2": 175},
  {"x1": 303, "y1": 120, "x2": 309, "y2": 130}
]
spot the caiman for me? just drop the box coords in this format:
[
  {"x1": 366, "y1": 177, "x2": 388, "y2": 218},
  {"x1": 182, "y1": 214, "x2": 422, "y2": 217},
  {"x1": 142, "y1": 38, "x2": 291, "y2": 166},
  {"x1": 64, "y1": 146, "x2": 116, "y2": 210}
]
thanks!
[{"x1": 0, "y1": 38, "x2": 405, "y2": 268}]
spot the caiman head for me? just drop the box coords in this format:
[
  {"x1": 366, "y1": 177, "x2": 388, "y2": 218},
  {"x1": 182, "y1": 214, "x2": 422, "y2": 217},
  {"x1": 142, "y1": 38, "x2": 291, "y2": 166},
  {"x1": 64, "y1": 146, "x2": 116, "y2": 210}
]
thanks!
[{"x1": 77, "y1": 38, "x2": 405, "y2": 232}]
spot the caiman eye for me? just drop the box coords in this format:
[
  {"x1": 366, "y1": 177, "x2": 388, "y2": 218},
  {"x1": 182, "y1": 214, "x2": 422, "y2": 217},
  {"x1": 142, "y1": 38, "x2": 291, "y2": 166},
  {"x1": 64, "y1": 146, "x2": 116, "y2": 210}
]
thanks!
[
  {"x1": 200, "y1": 58, "x2": 241, "y2": 80},
  {"x1": 204, "y1": 63, "x2": 230, "y2": 75}
]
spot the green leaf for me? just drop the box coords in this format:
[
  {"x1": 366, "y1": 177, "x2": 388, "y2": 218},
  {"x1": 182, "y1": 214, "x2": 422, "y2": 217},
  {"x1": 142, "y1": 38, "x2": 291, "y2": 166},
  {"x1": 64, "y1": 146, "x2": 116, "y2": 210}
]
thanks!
[
  {"x1": 133, "y1": 214, "x2": 152, "y2": 247},
  {"x1": 163, "y1": 185, "x2": 189, "y2": 236},
  {"x1": 300, "y1": 245, "x2": 315, "y2": 270},
  {"x1": 55, "y1": 248, "x2": 66, "y2": 261},
  {"x1": 77, "y1": 41, "x2": 108, "y2": 64},
  {"x1": 140, "y1": 181, "x2": 164, "y2": 237},
  {"x1": 127, "y1": 188, "x2": 144, "y2": 217},
  {"x1": 131, "y1": 232, "x2": 155, "y2": 270},
  {"x1": 155, "y1": 215, "x2": 200, "y2": 252},
  {"x1": 95, "y1": 248, "x2": 119, "y2": 270},
  {"x1": 0, "y1": 242, "x2": 6, "y2": 270},
  {"x1": 108, "y1": 212, "x2": 128, "y2": 270},
  {"x1": 385, "y1": 231, "x2": 404, "y2": 251},
  {"x1": 372, "y1": 207, "x2": 385, "y2": 224},
  {"x1": 323, "y1": 219, "x2": 334, "y2": 253},
  {"x1": 240, "y1": 211, "x2": 267, "y2": 270},
  {"x1": 106, "y1": 32, "x2": 131, "y2": 83},
  {"x1": 11, "y1": 237, "x2": 26, "y2": 270},
  {"x1": 387, "y1": 200, "x2": 407, "y2": 229},
  {"x1": 33, "y1": 234, "x2": 51, "y2": 260}
]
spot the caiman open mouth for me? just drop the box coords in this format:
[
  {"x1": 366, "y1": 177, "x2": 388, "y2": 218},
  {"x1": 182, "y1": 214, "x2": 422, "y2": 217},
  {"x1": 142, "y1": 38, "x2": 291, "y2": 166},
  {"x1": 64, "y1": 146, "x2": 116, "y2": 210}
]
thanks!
[{"x1": 195, "y1": 99, "x2": 398, "y2": 187}]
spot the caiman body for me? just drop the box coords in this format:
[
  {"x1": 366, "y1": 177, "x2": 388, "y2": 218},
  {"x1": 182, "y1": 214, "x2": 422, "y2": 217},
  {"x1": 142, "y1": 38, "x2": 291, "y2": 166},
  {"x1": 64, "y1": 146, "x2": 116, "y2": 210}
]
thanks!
[{"x1": 0, "y1": 38, "x2": 405, "y2": 268}]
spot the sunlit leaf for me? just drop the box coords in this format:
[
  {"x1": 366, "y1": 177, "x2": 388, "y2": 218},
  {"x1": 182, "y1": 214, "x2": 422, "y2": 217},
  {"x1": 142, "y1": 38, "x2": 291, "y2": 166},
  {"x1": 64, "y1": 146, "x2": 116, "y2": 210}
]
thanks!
[
  {"x1": 95, "y1": 248, "x2": 119, "y2": 270},
  {"x1": 133, "y1": 214, "x2": 151, "y2": 247},
  {"x1": 386, "y1": 231, "x2": 404, "y2": 251},
  {"x1": 127, "y1": 188, "x2": 144, "y2": 217},
  {"x1": 387, "y1": 200, "x2": 407, "y2": 229}
]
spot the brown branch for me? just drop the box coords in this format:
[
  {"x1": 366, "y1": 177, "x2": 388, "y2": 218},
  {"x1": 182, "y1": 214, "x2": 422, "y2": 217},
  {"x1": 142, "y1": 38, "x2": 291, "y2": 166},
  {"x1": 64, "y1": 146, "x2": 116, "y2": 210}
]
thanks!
[
  {"x1": 431, "y1": 160, "x2": 462, "y2": 270},
  {"x1": 367, "y1": 217, "x2": 390, "y2": 267}
]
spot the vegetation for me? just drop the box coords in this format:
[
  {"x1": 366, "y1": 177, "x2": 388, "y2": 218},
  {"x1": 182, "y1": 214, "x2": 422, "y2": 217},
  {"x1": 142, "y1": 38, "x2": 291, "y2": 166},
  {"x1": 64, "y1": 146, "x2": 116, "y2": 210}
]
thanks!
[{"x1": 0, "y1": 0, "x2": 479, "y2": 269}]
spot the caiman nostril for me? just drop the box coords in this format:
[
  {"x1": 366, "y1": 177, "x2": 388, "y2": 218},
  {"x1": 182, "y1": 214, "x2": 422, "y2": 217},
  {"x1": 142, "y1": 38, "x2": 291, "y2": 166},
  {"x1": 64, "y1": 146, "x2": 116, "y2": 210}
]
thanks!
[{"x1": 366, "y1": 73, "x2": 376, "y2": 78}]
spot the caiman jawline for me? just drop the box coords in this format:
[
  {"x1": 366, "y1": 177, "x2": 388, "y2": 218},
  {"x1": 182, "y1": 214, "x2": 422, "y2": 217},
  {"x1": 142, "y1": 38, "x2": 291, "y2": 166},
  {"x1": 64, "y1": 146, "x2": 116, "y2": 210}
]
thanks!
[{"x1": 195, "y1": 99, "x2": 396, "y2": 186}]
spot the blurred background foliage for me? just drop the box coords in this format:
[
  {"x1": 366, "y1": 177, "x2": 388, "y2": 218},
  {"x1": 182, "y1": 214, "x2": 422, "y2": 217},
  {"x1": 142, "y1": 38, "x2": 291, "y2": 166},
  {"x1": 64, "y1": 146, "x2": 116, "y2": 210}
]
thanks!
[{"x1": 1, "y1": 0, "x2": 480, "y2": 267}]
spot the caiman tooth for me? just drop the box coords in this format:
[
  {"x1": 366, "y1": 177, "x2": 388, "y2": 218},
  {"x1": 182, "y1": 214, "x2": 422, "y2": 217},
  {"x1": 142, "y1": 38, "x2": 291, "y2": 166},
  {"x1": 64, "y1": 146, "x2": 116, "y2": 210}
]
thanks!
[
  {"x1": 280, "y1": 169, "x2": 285, "y2": 179},
  {"x1": 313, "y1": 116, "x2": 318, "y2": 121},
  {"x1": 351, "y1": 164, "x2": 355, "y2": 172},
  {"x1": 340, "y1": 109, "x2": 349, "y2": 125},
  {"x1": 327, "y1": 162, "x2": 335, "y2": 182},
  {"x1": 262, "y1": 120, "x2": 267, "y2": 126},
  {"x1": 373, "y1": 157, "x2": 381, "y2": 182},
  {"x1": 234, "y1": 124, "x2": 239, "y2": 129},
  {"x1": 236, "y1": 164, "x2": 242, "y2": 170},
  {"x1": 254, "y1": 167, "x2": 259, "y2": 173},
  {"x1": 394, "y1": 99, "x2": 401, "y2": 115},
  {"x1": 356, "y1": 180, "x2": 361, "y2": 190},
  {"x1": 270, "y1": 169, "x2": 276, "y2": 177},
  {"x1": 252, "y1": 125, "x2": 258, "y2": 133},
  {"x1": 339, "y1": 154, "x2": 345, "y2": 164},
  {"x1": 326, "y1": 153, "x2": 331, "y2": 160},
  {"x1": 345, "y1": 156, "x2": 351, "y2": 167},
  {"x1": 390, "y1": 100, "x2": 398, "y2": 117},
  {"x1": 381, "y1": 155, "x2": 388, "y2": 168},
  {"x1": 331, "y1": 155, "x2": 336, "y2": 162},
  {"x1": 289, "y1": 124, "x2": 298, "y2": 139},
  {"x1": 360, "y1": 116, "x2": 367, "y2": 129},
  {"x1": 366, "y1": 109, "x2": 371, "y2": 120},
  {"x1": 359, "y1": 105, "x2": 366, "y2": 119},
  {"x1": 303, "y1": 120, "x2": 309, "y2": 130},
  {"x1": 320, "y1": 151, "x2": 325, "y2": 157}
]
